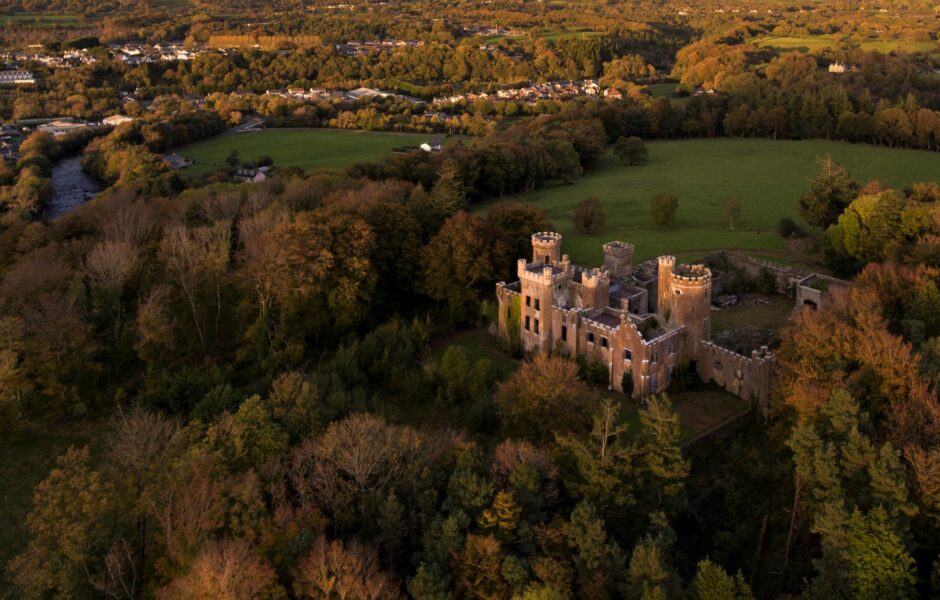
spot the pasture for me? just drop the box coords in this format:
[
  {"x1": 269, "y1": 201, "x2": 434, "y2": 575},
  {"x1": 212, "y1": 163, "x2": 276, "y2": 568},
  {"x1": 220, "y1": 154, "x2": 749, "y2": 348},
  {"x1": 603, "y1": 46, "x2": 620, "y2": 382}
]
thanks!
[
  {"x1": 475, "y1": 138, "x2": 940, "y2": 265},
  {"x1": 754, "y1": 35, "x2": 938, "y2": 55},
  {"x1": 175, "y1": 128, "x2": 444, "y2": 175}
]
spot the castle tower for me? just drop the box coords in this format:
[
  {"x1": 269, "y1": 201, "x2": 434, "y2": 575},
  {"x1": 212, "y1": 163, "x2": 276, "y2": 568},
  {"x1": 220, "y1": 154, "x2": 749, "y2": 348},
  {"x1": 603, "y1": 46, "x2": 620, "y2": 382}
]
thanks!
[
  {"x1": 532, "y1": 232, "x2": 562, "y2": 265},
  {"x1": 656, "y1": 255, "x2": 676, "y2": 316},
  {"x1": 580, "y1": 267, "x2": 610, "y2": 310},
  {"x1": 666, "y1": 262, "x2": 712, "y2": 360},
  {"x1": 603, "y1": 241, "x2": 634, "y2": 279}
]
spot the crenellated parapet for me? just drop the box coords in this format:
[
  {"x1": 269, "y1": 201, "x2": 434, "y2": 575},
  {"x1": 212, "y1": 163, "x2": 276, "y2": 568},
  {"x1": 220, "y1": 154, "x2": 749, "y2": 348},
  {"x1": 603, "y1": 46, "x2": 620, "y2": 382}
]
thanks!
[
  {"x1": 671, "y1": 263, "x2": 712, "y2": 285},
  {"x1": 532, "y1": 231, "x2": 563, "y2": 264}
]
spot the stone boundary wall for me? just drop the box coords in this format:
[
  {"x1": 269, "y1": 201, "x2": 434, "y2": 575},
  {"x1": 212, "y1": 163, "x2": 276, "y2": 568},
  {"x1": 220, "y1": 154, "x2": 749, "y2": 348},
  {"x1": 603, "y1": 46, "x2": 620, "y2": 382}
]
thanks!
[{"x1": 697, "y1": 340, "x2": 774, "y2": 411}]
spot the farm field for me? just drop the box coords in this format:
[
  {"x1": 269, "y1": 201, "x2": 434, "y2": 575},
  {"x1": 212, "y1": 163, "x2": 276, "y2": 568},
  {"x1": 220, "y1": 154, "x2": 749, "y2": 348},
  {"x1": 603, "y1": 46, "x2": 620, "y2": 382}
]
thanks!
[
  {"x1": 0, "y1": 12, "x2": 79, "y2": 26},
  {"x1": 175, "y1": 128, "x2": 446, "y2": 175},
  {"x1": 754, "y1": 35, "x2": 938, "y2": 54},
  {"x1": 475, "y1": 138, "x2": 940, "y2": 265}
]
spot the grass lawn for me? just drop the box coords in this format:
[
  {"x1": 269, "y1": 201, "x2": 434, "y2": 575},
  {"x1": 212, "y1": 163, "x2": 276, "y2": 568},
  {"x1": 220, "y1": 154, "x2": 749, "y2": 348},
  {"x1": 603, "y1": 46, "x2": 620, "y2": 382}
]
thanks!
[
  {"x1": 711, "y1": 293, "x2": 794, "y2": 335},
  {"x1": 175, "y1": 128, "x2": 446, "y2": 176},
  {"x1": 672, "y1": 390, "x2": 751, "y2": 443},
  {"x1": 0, "y1": 420, "x2": 110, "y2": 594},
  {"x1": 754, "y1": 35, "x2": 937, "y2": 54},
  {"x1": 430, "y1": 329, "x2": 521, "y2": 380},
  {"x1": 649, "y1": 82, "x2": 679, "y2": 98},
  {"x1": 475, "y1": 138, "x2": 940, "y2": 265}
]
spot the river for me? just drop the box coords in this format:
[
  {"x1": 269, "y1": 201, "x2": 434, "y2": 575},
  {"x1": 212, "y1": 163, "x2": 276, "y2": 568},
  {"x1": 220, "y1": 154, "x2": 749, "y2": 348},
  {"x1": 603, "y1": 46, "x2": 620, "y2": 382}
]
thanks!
[{"x1": 47, "y1": 156, "x2": 104, "y2": 219}]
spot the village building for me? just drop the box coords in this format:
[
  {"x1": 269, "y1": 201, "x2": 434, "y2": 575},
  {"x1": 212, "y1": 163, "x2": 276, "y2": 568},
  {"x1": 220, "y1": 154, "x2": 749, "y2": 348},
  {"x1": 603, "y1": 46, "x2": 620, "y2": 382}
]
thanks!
[
  {"x1": 496, "y1": 233, "x2": 774, "y2": 406},
  {"x1": 102, "y1": 114, "x2": 135, "y2": 127},
  {"x1": 37, "y1": 119, "x2": 91, "y2": 137},
  {"x1": 0, "y1": 70, "x2": 36, "y2": 84}
]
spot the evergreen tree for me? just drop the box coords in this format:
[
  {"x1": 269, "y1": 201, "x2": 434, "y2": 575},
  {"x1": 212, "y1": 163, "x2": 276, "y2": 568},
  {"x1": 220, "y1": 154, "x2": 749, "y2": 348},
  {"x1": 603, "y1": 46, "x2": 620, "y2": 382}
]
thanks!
[
  {"x1": 639, "y1": 394, "x2": 690, "y2": 510},
  {"x1": 798, "y1": 154, "x2": 859, "y2": 228},
  {"x1": 430, "y1": 159, "x2": 467, "y2": 220},
  {"x1": 688, "y1": 560, "x2": 754, "y2": 600}
]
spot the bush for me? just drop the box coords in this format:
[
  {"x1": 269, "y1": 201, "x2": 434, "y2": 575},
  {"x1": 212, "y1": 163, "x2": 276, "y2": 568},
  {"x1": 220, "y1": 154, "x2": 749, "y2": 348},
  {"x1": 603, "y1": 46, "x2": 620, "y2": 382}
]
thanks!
[
  {"x1": 614, "y1": 136, "x2": 648, "y2": 165},
  {"x1": 574, "y1": 197, "x2": 606, "y2": 234},
  {"x1": 650, "y1": 193, "x2": 678, "y2": 228},
  {"x1": 577, "y1": 354, "x2": 610, "y2": 387},
  {"x1": 778, "y1": 217, "x2": 805, "y2": 238}
]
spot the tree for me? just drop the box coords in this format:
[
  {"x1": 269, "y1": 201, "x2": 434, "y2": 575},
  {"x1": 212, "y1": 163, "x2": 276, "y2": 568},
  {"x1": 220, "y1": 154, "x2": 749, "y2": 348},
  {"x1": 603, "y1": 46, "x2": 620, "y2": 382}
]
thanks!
[
  {"x1": 638, "y1": 395, "x2": 689, "y2": 509},
  {"x1": 650, "y1": 193, "x2": 678, "y2": 228},
  {"x1": 429, "y1": 159, "x2": 467, "y2": 221},
  {"x1": 292, "y1": 537, "x2": 402, "y2": 600},
  {"x1": 290, "y1": 413, "x2": 423, "y2": 530},
  {"x1": 614, "y1": 136, "x2": 648, "y2": 165},
  {"x1": 9, "y1": 447, "x2": 117, "y2": 599},
  {"x1": 204, "y1": 395, "x2": 289, "y2": 471},
  {"x1": 155, "y1": 538, "x2": 284, "y2": 600},
  {"x1": 495, "y1": 353, "x2": 592, "y2": 441},
  {"x1": 720, "y1": 197, "x2": 742, "y2": 231},
  {"x1": 225, "y1": 149, "x2": 240, "y2": 168},
  {"x1": 573, "y1": 197, "x2": 606, "y2": 235},
  {"x1": 824, "y1": 190, "x2": 912, "y2": 272},
  {"x1": 688, "y1": 560, "x2": 754, "y2": 600},
  {"x1": 556, "y1": 399, "x2": 639, "y2": 514},
  {"x1": 798, "y1": 155, "x2": 859, "y2": 228},
  {"x1": 421, "y1": 212, "x2": 501, "y2": 322}
]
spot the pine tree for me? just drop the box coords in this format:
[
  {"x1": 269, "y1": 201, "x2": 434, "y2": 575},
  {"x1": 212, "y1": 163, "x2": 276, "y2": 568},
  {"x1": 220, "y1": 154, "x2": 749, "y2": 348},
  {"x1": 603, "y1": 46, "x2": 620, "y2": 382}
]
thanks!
[
  {"x1": 429, "y1": 159, "x2": 467, "y2": 220},
  {"x1": 798, "y1": 154, "x2": 859, "y2": 228},
  {"x1": 688, "y1": 559, "x2": 754, "y2": 600},
  {"x1": 639, "y1": 394, "x2": 690, "y2": 509}
]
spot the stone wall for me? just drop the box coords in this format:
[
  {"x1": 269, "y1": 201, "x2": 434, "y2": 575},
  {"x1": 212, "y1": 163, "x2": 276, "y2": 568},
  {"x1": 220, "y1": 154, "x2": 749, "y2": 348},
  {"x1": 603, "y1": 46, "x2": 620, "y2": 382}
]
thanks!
[{"x1": 697, "y1": 341, "x2": 774, "y2": 412}]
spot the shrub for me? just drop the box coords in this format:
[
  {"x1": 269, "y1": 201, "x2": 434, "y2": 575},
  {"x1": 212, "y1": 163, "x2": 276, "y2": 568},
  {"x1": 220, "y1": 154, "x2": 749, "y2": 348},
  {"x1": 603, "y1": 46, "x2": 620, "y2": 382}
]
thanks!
[
  {"x1": 778, "y1": 217, "x2": 805, "y2": 238},
  {"x1": 650, "y1": 193, "x2": 678, "y2": 228},
  {"x1": 574, "y1": 197, "x2": 606, "y2": 234}
]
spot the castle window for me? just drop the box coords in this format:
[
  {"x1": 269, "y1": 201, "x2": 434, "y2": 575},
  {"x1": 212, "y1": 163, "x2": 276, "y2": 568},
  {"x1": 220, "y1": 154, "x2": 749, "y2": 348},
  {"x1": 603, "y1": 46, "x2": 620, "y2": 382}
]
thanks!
[
  {"x1": 601, "y1": 336, "x2": 608, "y2": 348},
  {"x1": 667, "y1": 365, "x2": 674, "y2": 381},
  {"x1": 587, "y1": 332, "x2": 595, "y2": 344},
  {"x1": 735, "y1": 368, "x2": 744, "y2": 380},
  {"x1": 525, "y1": 295, "x2": 531, "y2": 307},
  {"x1": 669, "y1": 342, "x2": 675, "y2": 355},
  {"x1": 524, "y1": 316, "x2": 530, "y2": 331},
  {"x1": 714, "y1": 360, "x2": 723, "y2": 372},
  {"x1": 623, "y1": 349, "x2": 632, "y2": 361},
  {"x1": 543, "y1": 255, "x2": 550, "y2": 263},
  {"x1": 649, "y1": 350, "x2": 657, "y2": 365},
  {"x1": 534, "y1": 319, "x2": 540, "y2": 334},
  {"x1": 534, "y1": 298, "x2": 540, "y2": 311},
  {"x1": 561, "y1": 325, "x2": 567, "y2": 341}
]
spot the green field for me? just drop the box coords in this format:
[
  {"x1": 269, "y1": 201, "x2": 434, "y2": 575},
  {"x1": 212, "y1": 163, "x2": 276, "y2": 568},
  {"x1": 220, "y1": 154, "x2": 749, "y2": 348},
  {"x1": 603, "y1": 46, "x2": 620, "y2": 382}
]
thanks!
[
  {"x1": 176, "y1": 128, "x2": 446, "y2": 175},
  {"x1": 755, "y1": 35, "x2": 938, "y2": 54},
  {"x1": 476, "y1": 138, "x2": 940, "y2": 265},
  {"x1": 0, "y1": 12, "x2": 79, "y2": 26}
]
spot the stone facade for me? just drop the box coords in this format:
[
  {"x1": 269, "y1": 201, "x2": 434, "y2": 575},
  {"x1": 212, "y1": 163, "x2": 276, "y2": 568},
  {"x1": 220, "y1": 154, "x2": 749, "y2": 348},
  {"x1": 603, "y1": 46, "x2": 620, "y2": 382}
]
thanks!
[{"x1": 496, "y1": 233, "x2": 774, "y2": 405}]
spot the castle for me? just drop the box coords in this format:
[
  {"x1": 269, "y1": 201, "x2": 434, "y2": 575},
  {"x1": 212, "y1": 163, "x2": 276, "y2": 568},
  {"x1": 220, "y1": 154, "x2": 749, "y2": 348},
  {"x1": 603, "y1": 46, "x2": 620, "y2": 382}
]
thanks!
[{"x1": 496, "y1": 233, "x2": 773, "y2": 405}]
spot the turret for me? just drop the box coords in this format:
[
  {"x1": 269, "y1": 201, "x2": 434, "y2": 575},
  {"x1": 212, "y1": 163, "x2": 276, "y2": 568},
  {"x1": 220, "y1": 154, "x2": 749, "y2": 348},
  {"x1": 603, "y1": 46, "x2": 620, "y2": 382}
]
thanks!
[
  {"x1": 603, "y1": 241, "x2": 634, "y2": 279},
  {"x1": 532, "y1": 232, "x2": 562, "y2": 265},
  {"x1": 580, "y1": 267, "x2": 610, "y2": 309}
]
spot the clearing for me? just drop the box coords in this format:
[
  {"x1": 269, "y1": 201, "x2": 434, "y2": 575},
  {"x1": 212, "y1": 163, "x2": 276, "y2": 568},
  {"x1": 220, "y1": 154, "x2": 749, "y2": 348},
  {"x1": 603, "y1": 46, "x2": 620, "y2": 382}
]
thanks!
[
  {"x1": 175, "y1": 128, "x2": 445, "y2": 176},
  {"x1": 475, "y1": 138, "x2": 940, "y2": 265}
]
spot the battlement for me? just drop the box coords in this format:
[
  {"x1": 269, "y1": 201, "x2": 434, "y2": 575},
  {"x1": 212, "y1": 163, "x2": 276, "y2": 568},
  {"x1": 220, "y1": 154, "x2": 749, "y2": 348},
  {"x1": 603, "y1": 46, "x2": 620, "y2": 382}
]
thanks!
[
  {"x1": 671, "y1": 263, "x2": 712, "y2": 285},
  {"x1": 582, "y1": 267, "x2": 609, "y2": 288},
  {"x1": 532, "y1": 231, "x2": 562, "y2": 244},
  {"x1": 603, "y1": 241, "x2": 634, "y2": 258},
  {"x1": 532, "y1": 231, "x2": 563, "y2": 264},
  {"x1": 518, "y1": 259, "x2": 568, "y2": 285}
]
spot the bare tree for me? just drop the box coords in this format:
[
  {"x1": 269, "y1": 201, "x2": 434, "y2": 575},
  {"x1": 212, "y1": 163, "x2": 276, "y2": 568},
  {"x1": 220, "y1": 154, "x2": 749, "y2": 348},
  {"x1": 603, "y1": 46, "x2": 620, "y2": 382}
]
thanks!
[
  {"x1": 143, "y1": 451, "x2": 226, "y2": 570},
  {"x1": 155, "y1": 538, "x2": 282, "y2": 600},
  {"x1": 160, "y1": 221, "x2": 231, "y2": 351},
  {"x1": 292, "y1": 537, "x2": 402, "y2": 600},
  {"x1": 110, "y1": 405, "x2": 181, "y2": 583},
  {"x1": 87, "y1": 538, "x2": 138, "y2": 600}
]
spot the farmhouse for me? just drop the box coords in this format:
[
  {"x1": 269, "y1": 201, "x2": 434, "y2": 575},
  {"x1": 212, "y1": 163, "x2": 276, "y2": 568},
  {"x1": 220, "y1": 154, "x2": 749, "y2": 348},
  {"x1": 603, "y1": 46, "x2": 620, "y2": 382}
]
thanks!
[{"x1": 496, "y1": 233, "x2": 773, "y2": 405}]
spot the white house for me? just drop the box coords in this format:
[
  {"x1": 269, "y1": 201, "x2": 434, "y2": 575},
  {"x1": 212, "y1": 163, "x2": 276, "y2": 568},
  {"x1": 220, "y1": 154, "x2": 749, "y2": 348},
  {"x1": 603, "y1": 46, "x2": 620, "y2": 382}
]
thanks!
[{"x1": 102, "y1": 114, "x2": 135, "y2": 127}]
